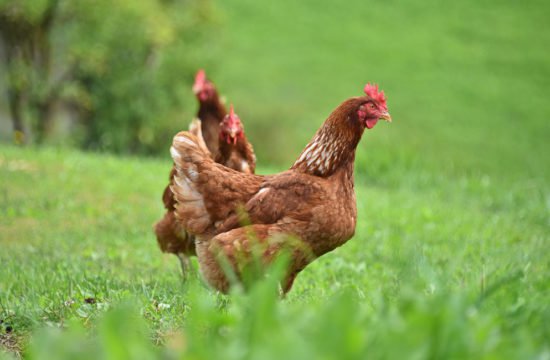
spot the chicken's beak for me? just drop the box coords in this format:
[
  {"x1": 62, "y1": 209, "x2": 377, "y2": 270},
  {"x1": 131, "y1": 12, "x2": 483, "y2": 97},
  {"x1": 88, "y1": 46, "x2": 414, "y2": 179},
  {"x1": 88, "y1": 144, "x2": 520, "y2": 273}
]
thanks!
[
  {"x1": 224, "y1": 128, "x2": 238, "y2": 144},
  {"x1": 379, "y1": 111, "x2": 392, "y2": 122}
]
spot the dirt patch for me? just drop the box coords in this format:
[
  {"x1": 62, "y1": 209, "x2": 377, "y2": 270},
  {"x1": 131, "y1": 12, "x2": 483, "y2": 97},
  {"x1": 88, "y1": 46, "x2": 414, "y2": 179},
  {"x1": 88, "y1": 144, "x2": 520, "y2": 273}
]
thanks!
[{"x1": 0, "y1": 332, "x2": 21, "y2": 359}]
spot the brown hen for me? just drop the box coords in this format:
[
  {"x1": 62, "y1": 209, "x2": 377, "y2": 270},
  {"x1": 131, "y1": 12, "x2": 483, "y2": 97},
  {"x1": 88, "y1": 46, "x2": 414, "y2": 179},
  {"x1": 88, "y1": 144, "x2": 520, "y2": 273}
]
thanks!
[
  {"x1": 154, "y1": 70, "x2": 256, "y2": 275},
  {"x1": 169, "y1": 83, "x2": 391, "y2": 293}
]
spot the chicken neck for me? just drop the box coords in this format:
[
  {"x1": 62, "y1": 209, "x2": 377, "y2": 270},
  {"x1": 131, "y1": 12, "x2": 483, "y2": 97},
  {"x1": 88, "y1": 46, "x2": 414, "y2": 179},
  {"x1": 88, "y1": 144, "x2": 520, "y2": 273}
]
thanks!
[
  {"x1": 290, "y1": 98, "x2": 365, "y2": 179},
  {"x1": 198, "y1": 96, "x2": 226, "y2": 155}
]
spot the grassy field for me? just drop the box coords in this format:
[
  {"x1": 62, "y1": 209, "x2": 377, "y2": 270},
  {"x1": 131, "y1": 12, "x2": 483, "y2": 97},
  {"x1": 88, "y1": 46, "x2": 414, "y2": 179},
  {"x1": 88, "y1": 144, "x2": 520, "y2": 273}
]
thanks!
[
  {"x1": 0, "y1": 142, "x2": 548, "y2": 358},
  {"x1": 208, "y1": 0, "x2": 550, "y2": 180},
  {"x1": 1, "y1": 0, "x2": 550, "y2": 358}
]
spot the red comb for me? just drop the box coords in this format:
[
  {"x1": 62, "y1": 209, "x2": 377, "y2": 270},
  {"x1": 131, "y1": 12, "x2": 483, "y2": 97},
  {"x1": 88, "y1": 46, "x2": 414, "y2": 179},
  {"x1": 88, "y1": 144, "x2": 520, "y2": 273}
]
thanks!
[
  {"x1": 193, "y1": 69, "x2": 206, "y2": 93},
  {"x1": 226, "y1": 104, "x2": 241, "y2": 125},
  {"x1": 195, "y1": 69, "x2": 205, "y2": 84},
  {"x1": 364, "y1": 83, "x2": 387, "y2": 110}
]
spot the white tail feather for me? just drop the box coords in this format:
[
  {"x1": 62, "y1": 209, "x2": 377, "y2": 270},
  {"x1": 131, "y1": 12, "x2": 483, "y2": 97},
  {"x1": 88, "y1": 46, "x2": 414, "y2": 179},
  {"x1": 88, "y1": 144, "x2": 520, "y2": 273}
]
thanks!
[
  {"x1": 170, "y1": 131, "x2": 212, "y2": 234},
  {"x1": 187, "y1": 119, "x2": 210, "y2": 155},
  {"x1": 174, "y1": 135, "x2": 199, "y2": 148},
  {"x1": 170, "y1": 146, "x2": 181, "y2": 160}
]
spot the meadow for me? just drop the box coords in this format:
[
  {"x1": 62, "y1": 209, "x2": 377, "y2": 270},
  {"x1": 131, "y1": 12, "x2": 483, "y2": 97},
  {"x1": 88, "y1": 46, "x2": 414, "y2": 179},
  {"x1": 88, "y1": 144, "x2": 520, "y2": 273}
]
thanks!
[{"x1": 1, "y1": 0, "x2": 550, "y2": 358}]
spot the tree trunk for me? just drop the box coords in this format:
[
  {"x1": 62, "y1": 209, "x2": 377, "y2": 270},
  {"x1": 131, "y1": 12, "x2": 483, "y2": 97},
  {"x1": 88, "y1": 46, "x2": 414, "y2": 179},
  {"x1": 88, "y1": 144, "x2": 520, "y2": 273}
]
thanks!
[
  {"x1": 0, "y1": 0, "x2": 62, "y2": 145},
  {"x1": 7, "y1": 86, "x2": 26, "y2": 144},
  {"x1": 34, "y1": 100, "x2": 56, "y2": 144},
  {"x1": 31, "y1": 3, "x2": 56, "y2": 144}
]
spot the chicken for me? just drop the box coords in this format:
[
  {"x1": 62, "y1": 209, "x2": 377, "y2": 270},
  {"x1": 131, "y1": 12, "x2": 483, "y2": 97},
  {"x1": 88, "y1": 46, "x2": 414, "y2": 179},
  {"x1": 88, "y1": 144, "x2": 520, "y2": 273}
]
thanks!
[
  {"x1": 192, "y1": 69, "x2": 227, "y2": 159},
  {"x1": 215, "y1": 105, "x2": 256, "y2": 174},
  {"x1": 153, "y1": 120, "x2": 207, "y2": 265},
  {"x1": 154, "y1": 70, "x2": 256, "y2": 276},
  {"x1": 169, "y1": 83, "x2": 391, "y2": 293}
]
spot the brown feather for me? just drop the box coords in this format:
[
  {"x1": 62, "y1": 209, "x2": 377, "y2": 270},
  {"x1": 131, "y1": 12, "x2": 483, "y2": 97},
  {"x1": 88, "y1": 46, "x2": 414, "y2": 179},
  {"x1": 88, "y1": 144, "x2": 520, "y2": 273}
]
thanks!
[
  {"x1": 198, "y1": 94, "x2": 226, "y2": 159},
  {"x1": 170, "y1": 95, "x2": 378, "y2": 293},
  {"x1": 154, "y1": 82, "x2": 256, "y2": 261},
  {"x1": 215, "y1": 134, "x2": 256, "y2": 174}
]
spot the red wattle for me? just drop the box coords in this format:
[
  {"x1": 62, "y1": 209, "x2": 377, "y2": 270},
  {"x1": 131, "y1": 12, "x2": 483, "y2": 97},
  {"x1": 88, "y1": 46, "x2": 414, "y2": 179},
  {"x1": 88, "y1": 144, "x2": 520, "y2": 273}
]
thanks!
[{"x1": 365, "y1": 118, "x2": 378, "y2": 129}]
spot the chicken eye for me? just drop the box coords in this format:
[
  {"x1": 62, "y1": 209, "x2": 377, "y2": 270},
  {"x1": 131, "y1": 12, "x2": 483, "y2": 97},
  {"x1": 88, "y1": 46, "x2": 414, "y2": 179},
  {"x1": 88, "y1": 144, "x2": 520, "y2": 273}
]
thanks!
[{"x1": 368, "y1": 103, "x2": 376, "y2": 110}]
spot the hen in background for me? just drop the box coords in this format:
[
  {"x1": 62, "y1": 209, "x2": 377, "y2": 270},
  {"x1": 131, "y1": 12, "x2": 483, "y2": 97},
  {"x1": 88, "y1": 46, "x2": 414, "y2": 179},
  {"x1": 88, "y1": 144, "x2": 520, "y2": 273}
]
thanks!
[
  {"x1": 154, "y1": 70, "x2": 256, "y2": 276},
  {"x1": 169, "y1": 83, "x2": 391, "y2": 293},
  {"x1": 215, "y1": 105, "x2": 256, "y2": 174},
  {"x1": 192, "y1": 69, "x2": 227, "y2": 159}
]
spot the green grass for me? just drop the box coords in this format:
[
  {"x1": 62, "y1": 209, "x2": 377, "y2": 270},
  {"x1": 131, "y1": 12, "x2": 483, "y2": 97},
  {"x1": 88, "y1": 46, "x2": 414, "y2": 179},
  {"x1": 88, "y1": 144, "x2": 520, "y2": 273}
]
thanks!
[
  {"x1": 207, "y1": 0, "x2": 550, "y2": 182},
  {"x1": 1, "y1": 0, "x2": 550, "y2": 357},
  {"x1": 0, "y1": 144, "x2": 548, "y2": 358}
]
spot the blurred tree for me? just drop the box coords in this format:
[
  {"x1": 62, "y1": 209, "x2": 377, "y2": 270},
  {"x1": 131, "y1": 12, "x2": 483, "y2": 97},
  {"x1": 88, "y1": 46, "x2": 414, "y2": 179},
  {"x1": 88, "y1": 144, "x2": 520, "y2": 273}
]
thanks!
[
  {"x1": 0, "y1": 0, "x2": 61, "y2": 143},
  {"x1": 0, "y1": 0, "x2": 217, "y2": 152}
]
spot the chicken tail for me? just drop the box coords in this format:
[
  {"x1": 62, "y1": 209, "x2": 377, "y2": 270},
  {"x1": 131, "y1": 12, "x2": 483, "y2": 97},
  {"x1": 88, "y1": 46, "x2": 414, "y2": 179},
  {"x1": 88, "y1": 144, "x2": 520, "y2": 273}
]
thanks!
[
  {"x1": 188, "y1": 118, "x2": 202, "y2": 135},
  {"x1": 169, "y1": 131, "x2": 213, "y2": 234},
  {"x1": 170, "y1": 131, "x2": 210, "y2": 165},
  {"x1": 188, "y1": 118, "x2": 210, "y2": 155}
]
